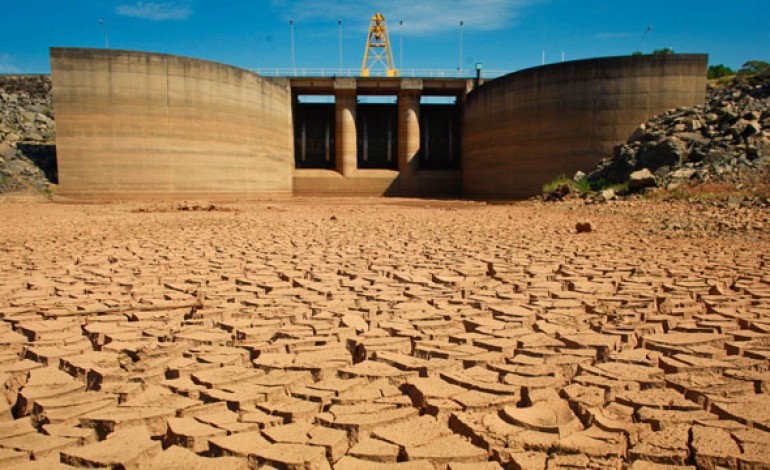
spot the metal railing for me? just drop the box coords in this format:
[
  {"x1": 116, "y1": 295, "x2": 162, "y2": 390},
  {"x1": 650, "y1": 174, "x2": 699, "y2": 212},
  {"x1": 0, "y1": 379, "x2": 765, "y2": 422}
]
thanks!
[{"x1": 248, "y1": 68, "x2": 510, "y2": 79}]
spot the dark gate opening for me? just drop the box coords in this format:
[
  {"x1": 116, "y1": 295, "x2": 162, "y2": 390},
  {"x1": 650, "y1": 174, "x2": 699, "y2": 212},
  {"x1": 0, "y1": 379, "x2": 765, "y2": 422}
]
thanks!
[
  {"x1": 419, "y1": 102, "x2": 461, "y2": 170},
  {"x1": 357, "y1": 103, "x2": 398, "y2": 170},
  {"x1": 294, "y1": 100, "x2": 335, "y2": 170}
]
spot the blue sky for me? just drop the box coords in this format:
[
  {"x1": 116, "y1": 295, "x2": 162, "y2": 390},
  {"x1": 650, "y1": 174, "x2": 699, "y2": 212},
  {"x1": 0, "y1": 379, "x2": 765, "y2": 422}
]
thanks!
[{"x1": 1, "y1": 0, "x2": 768, "y2": 75}]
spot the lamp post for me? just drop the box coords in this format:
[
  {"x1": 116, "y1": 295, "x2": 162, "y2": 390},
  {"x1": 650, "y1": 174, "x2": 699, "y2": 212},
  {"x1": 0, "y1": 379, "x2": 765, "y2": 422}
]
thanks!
[
  {"x1": 475, "y1": 62, "x2": 483, "y2": 88},
  {"x1": 338, "y1": 20, "x2": 343, "y2": 72},
  {"x1": 98, "y1": 19, "x2": 109, "y2": 49},
  {"x1": 458, "y1": 21, "x2": 464, "y2": 74},
  {"x1": 290, "y1": 20, "x2": 296, "y2": 75},
  {"x1": 641, "y1": 26, "x2": 653, "y2": 54}
]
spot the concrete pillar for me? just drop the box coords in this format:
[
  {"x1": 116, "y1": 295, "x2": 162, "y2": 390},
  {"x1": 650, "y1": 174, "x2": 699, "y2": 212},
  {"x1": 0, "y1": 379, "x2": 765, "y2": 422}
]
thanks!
[
  {"x1": 334, "y1": 78, "x2": 357, "y2": 177},
  {"x1": 398, "y1": 79, "x2": 423, "y2": 177}
]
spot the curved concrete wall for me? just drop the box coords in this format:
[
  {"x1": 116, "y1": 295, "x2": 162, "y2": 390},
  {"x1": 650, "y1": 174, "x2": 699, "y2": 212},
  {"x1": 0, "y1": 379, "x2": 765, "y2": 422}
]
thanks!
[
  {"x1": 462, "y1": 54, "x2": 708, "y2": 199},
  {"x1": 50, "y1": 48, "x2": 293, "y2": 197}
]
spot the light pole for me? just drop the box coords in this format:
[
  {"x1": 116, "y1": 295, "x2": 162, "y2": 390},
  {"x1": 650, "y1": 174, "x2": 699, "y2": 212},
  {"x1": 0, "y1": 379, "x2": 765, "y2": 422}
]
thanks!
[
  {"x1": 290, "y1": 20, "x2": 296, "y2": 75},
  {"x1": 98, "y1": 19, "x2": 109, "y2": 49},
  {"x1": 338, "y1": 20, "x2": 343, "y2": 72},
  {"x1": 458, "y1": 21, "x2": 464, "y2": 74},
  {"x1": 641, "y1": 26, "x2": 653, "y2": 54},
  {"x1": 399, "y1": 20, "x2": 403, "y2": 73}
]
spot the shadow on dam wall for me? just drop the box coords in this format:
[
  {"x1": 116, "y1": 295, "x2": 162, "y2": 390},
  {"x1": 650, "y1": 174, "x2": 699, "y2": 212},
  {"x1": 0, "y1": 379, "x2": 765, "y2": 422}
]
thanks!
[{"x1": 49, "y1": 48, "x2": 707, "y2": 200}]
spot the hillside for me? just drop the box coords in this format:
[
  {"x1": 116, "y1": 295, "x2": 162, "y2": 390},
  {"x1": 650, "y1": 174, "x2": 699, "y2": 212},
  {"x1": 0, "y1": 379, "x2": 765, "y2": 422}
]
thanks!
[{"x1": 0, "y1": 75, "x2": 56, "y2": 193}]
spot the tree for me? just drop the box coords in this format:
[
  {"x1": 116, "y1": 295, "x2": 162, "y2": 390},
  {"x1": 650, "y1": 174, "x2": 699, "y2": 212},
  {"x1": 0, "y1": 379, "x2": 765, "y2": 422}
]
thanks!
[
  {"x1": 738, "y1": 60, "x2": 770, "y2": 77},
  {"x1": 652, "y1": 48, "x2": 674, "y2": 55},
  {"x1": 707, "y1": 64, "x2": 735, "y2": 79},
  {"x1": 631, "y1": 51, "x2": 644, "y2": 56}
]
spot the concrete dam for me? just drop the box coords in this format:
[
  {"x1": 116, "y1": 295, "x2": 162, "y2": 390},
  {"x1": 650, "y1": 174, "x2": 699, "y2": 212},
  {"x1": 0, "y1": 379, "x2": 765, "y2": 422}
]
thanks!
[{"x1": 49, "y1": 48, "x2": 707, "y2": 199}]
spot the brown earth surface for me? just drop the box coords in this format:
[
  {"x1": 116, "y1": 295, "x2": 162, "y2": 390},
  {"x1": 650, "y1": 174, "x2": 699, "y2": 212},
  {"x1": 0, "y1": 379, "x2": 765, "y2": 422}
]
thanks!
[{"x1": 1, "y1": 195, "x2": 769, "y2": 469}]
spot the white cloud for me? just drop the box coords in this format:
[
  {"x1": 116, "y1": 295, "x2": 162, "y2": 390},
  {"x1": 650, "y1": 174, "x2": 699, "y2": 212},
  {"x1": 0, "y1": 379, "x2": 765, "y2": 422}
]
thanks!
[
  {"x1": 277, "y1": 0, "x2": 543, "y2": 35},
  {"x1": 0, "y1": 54, "x2": 20, "y2": 74},
  {"x1": 116, "y1": 1, "x2": 192, "y2": 21}
]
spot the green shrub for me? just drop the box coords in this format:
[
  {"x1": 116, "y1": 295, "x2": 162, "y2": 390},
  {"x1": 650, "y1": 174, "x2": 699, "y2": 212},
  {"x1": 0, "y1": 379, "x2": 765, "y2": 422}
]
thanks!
[
  {"x1": 543, "y1": 174, "x2": 593, "y2": 194},
  {"x1": 576, "y1": 178, "x2": 591, "y2": 193},
  {"x1": 707, "y1": 64, "x2": 735, "y2": 79},
  {"x1": 542, "y1": 174, "x2": 572, "y2": 194}
]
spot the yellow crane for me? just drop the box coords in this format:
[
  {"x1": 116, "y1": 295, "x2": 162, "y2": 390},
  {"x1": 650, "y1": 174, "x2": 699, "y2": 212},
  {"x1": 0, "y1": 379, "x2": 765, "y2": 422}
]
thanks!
[{"x1": 361, "y1": 13, "x2": 399, "y2": 77}]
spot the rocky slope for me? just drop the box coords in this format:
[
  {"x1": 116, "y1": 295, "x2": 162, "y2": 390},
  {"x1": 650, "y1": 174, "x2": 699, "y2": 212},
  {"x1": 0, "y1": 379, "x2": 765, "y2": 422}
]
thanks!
[
  {"x1": 0, "y1": 75, "x2": 56, "y2": 193},
  {"x1": 585, "y1": 76, "x2": 770, "y2": 200}
]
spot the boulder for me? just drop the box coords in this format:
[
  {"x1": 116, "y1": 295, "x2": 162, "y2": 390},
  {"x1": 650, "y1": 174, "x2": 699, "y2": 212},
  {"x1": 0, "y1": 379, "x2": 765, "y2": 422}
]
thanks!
[
  {"x1": 636, "y1": 137, "x2": 686, "y2": 171},
  {"x1": 627, "y1": 124, "x2": 647, "y2": 143},
  {"x1": 628, "y1": 169, "x2": 657, "y2": 191},
  {"x1": 670, "y1": 168, "x2": 696, "y2": 180},
  {"x1": 576, "y1": 222, "x2": 592, "y2": 233},
  {"x1": 600, "y1": 189, "x2": 616, "y2": 201}
]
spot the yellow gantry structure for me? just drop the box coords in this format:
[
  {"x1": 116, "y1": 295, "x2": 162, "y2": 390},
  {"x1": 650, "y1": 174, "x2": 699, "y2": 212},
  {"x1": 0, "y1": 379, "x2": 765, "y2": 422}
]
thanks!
[{"x1": 361, "y1": 13, "x2": 399, "y2": 77}]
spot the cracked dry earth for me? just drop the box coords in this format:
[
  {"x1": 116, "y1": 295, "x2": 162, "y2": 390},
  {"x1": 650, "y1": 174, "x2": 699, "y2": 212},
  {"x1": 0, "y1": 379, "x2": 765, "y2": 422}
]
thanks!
[{"x1": 0, "y1": 197, "x2": 769, "y2": 470}]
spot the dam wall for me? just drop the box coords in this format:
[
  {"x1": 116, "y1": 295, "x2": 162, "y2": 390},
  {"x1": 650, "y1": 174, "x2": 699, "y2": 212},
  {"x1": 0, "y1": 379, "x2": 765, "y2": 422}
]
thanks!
[
  {"x1": 50, "y1": 48, "x2": 293, "y2": 198},
  {"x1": 462, "y1": 54, "x2": 708, "y2": 199},
  {"x1": 49, "y1": 49, "x2": 708, "y2": 199}
]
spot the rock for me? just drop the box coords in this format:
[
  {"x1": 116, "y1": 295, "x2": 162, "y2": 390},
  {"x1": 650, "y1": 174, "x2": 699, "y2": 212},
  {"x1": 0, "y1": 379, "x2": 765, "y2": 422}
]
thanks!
[
  {"x1": 670, "y1": 169, "x2": 696, "y2": 180},
  {"x1": 23, "y1": 132, "x2": 43, "y2": 142},
  {"x1": 726, "y1": 196, "x2": 741, "y2": 209},
  {"x1": 576, "y1": 222, "x2": 592, "y2": 233},
  {"x1": 745, "y1": 121, "x2": 762, "y2": 136},
  {"x1": 573, "y1": 171, "x2": 586, "y2": 182},
  {"x1": 678, "y1": 132, "x2": 710, "y2": 146},
  {"x1": 628, "y1": 169, "x2": 657, "y2": 190},
  {"x1": 627, "y1": 124, "x2": 647, "y2": 143},
  {"x1": 745, "y1": 110, "x2": 762, "y2": 121},
  {"x1": 685, "y1": 119, "x2": 703, "y2": 132},
  {"x1": 637, "y1": 137, "x2": 686, "y2": 171},
  {"x1": 600, "y1": 189, "x2": 616, "y2": 201},
  {"x1": 546, "y1": 184, "x2": 571, "y2": 201}
]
